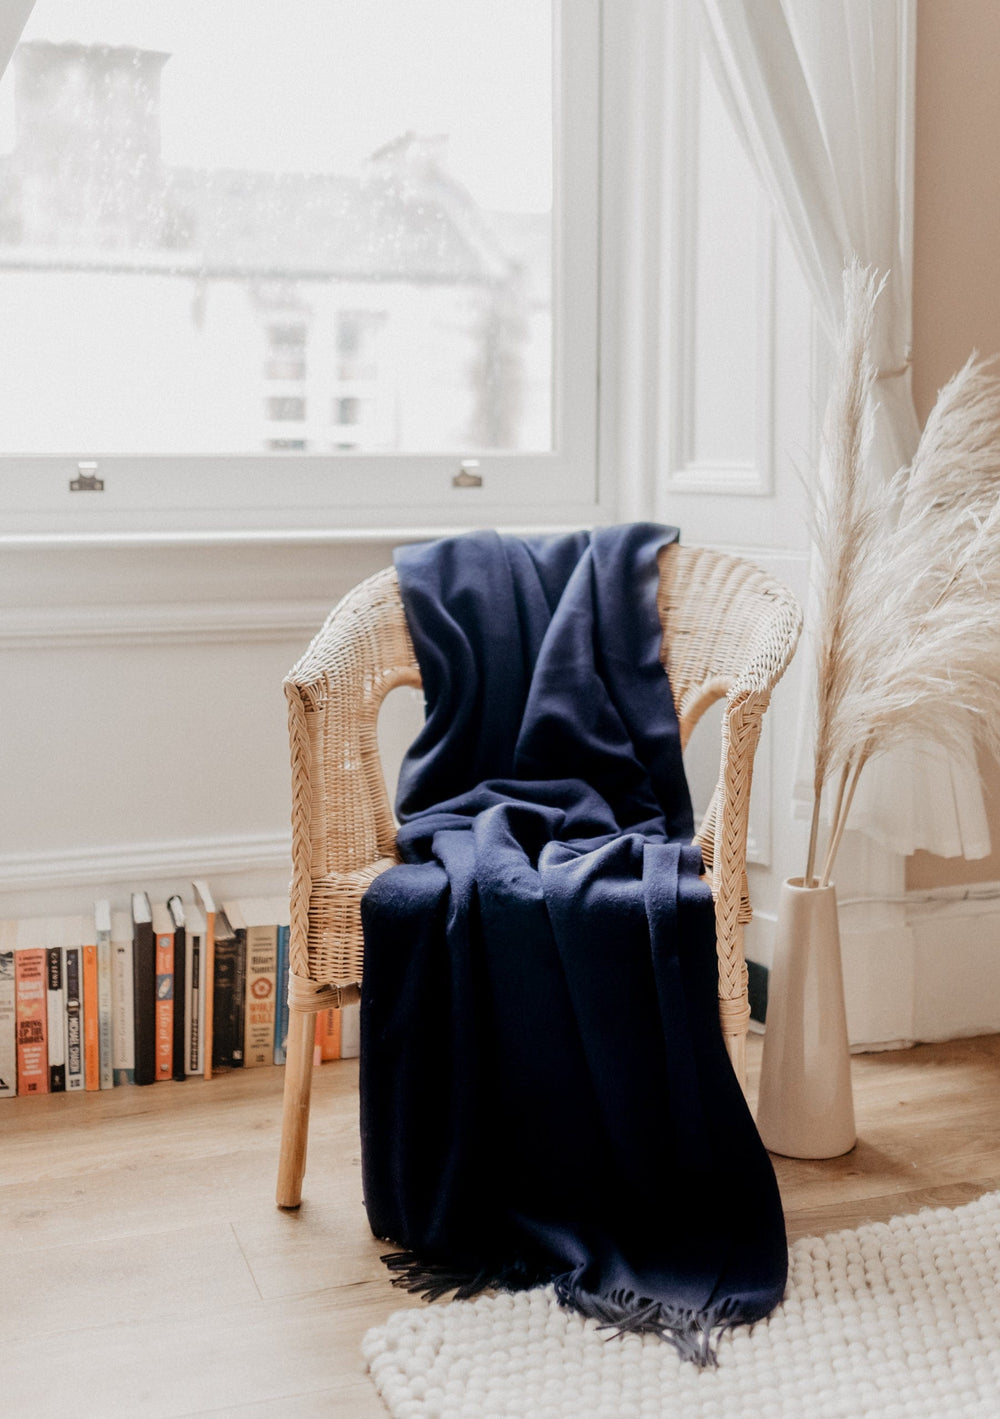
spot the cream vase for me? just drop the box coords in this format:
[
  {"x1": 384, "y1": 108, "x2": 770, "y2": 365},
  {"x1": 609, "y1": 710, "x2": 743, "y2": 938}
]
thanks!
[{"x1": 755, "y1": 876, "x2": 856, "y2": 1159}]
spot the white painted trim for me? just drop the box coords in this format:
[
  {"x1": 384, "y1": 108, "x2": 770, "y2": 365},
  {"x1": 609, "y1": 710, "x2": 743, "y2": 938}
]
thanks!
[
  {"x1": 658, "y1": 7, "x2": 776, "y2": 502},
  {"x1": 667, "y1": 460, "x2": 768, "y2": 496},
  {"x1": 0, "y1": 833, "x2": 291, "y2": 892},
  {"x1": 0, "y1": 600, "x2": 332, "y2": 649},
  {"x1": 905, "y1": 880, "x2": 1000, "y2": 918},
  {"x1": 898, "y1": 0, "x2": 917, "y2": 362},
  {"x1": 0, "y1": 523, "x2": 594, "y2": 553}
]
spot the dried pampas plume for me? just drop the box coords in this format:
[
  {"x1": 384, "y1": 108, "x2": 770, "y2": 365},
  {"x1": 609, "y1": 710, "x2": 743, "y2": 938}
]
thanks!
[{"x1": 806, "y1": 261, "x2": 1000, "y2": 887}]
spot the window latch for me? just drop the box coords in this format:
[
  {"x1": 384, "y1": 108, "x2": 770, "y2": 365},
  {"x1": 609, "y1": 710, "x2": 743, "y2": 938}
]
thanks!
[
  {"x1": 452, "y1": 459, "x2": 482, "y2": 489},
  {"x1": 70, "y1": 460, "x2": 104, "y2": 492}
]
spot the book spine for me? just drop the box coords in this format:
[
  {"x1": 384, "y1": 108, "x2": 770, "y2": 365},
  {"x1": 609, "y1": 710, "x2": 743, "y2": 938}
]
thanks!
[
  {"x1": 0, "y1": 951, "x2": 16, "y2": 1098},
  {"x1": 243, "y1": 924, "x2": 277, "y2": 1068},
  {"x1": 132, "y1": 919, "x2": 156, "y2": 1086},
  {"x1": 185, "y1": 930, "x2": 203, "y2": 1076},
  {"x1": 15, "y1": 948, "x2": 48, "y2": 1095},
  {"x1": 64, "y1": 947, "x2": 85, "y2": 1091},
  {"x1": 111, "y1": 935, "x2": 135, "y2": 1086},
  {"x1": 171, "y1": 924, "x2": 186, "y2": 1082},
  {"x1": 97, "y1": 929, "x2": 114, "y2": 1090},
  {"x1": 211, "y1": 934, "x2": 238, "y2": 1072},
  {"x1": 154, "y1": 927, "x2": 174, "y2": 1082},
  {"x1": 273, "y1": 923, "x2": 290, "y2": 1066},
  {"x1": 317, "y1": 1006, "x2": 342, "y2": 1062},
  {"x1": 340, "y1": 1001, "x2": 360, "y2": 1059},
  {"x1": 231, "y1": 929, "x2": 246, "y2": 1068},
  {"x1": 82, "y1": 943, "x2": 100, "y2": 1091},
  {"x1": 202, "y1": 910, "x2": 215, "y2": 1083},
  {"x1": 46, "y1": 947, "x2": 66, "y2": 1093}
]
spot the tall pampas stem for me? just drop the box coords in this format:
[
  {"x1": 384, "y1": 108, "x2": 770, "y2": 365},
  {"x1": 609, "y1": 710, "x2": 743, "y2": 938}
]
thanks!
[{"x1": 804, "y1": 260, "x2": 1000, "y2": 886}]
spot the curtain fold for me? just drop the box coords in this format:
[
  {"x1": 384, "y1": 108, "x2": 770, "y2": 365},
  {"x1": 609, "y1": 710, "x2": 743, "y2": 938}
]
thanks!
[
  {"x1": 0, "y1": 2, "x2": 34, "y2": 80},
  {"x1": 698, "y1": 0, "x2": 989, "y2": 859}
]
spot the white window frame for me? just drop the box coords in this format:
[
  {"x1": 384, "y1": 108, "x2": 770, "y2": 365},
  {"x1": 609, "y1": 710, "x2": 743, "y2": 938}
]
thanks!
[{"x1": 0, "y1": 0, "x2": 604, "y2": 541}]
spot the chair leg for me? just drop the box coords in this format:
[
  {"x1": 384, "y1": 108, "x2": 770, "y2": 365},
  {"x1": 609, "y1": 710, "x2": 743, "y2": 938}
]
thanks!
[{"x1": 276, "y1": 1009, "x2": 316, "y2": 1209}]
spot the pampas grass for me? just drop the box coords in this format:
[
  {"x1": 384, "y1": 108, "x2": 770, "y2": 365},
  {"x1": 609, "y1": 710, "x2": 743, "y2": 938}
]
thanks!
[{"x1": 806, "y1": 261, "x2": 1000, "y2": 887}]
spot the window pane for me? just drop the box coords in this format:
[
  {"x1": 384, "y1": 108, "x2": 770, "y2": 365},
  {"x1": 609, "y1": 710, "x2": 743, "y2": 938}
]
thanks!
[{"x1": 0, "y1": 1, "x2": 554, "y2": 456}]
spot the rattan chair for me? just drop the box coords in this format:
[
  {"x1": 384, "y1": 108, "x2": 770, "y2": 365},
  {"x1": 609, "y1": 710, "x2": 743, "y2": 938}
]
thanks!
[{"x1": 276, "y1": 543, "x2": 801, "y2": 1208}]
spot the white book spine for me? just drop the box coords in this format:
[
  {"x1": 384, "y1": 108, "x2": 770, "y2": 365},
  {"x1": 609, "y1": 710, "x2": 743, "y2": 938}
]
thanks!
[
  {"x1": 0, "y1": 950, "x2": 14, "y2": 1098},
  {"x1": 341, "y1": 1001, "x2": 360, "y2": 1059},
  {"x1": 110, "y1": 914, "x2": 135, "y2": 1083},
  {"x1": 46, "y1": 948, "x2": 66, "y2": 1090}
]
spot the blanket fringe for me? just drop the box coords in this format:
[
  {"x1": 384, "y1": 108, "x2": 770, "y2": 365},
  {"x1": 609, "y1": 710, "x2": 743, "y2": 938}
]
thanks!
[
  {"x1": 553, "y1": 1276, "x2": 741, "y2": 1368},
  {"x1": 380, "y1": 1250, "x2": 547, "y2": 1304},
  {"x1": 380, "y1": 1250, "x2": 739, "y2": 1366}
]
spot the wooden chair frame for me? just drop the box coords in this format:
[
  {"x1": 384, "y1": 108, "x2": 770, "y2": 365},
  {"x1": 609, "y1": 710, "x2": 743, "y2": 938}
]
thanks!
[{"x1": 276, "y1": 543, "x2": 802, "y2": 1207}]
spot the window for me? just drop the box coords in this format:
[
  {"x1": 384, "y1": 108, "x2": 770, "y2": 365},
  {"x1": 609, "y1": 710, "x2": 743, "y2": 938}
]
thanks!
[
  {"x1": 267, "y1": 398, "x2": 307, "y2": 424},
  {"x1": 1, "y1": 0, "x2": 600, "y2": 537}
]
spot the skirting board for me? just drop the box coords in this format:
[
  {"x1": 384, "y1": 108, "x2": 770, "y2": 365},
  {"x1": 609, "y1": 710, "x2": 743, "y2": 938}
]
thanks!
[{"x1": 746, "y1": 882, "x2": 1000, "y2": 1049}]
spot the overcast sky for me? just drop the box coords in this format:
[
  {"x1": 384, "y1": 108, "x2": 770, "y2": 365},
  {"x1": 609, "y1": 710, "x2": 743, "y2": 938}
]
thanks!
[{"x1": 0, "y1": 0, "x2": 553, "y2": 212}]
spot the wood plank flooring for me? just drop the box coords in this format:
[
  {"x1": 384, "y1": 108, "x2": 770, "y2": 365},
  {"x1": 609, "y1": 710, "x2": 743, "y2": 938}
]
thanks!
[{"x1": 2, "y1": 1033, "x2": 999, "y2": 1418}]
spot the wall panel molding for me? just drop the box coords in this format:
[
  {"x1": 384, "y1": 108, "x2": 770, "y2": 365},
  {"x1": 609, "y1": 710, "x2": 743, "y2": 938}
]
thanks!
[
  {"x1": 0, "y1": 831, "x2": 292, "y2": 892},
  {"x1": 659, "y1": 7, "x2": 777, "y2": 499},
  {"x1": 0, "y1": 599, "x2": 331, "y2": 650}
]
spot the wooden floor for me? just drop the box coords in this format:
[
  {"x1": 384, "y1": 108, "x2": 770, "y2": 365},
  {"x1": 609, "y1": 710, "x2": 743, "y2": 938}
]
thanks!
[{"x1": 2, "y1": 1033, "x2": 999, "y2": 1419}]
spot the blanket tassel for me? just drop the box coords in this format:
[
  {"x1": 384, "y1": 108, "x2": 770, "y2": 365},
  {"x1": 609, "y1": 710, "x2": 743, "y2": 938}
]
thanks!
[
  {"x1": 554, "y1": 1277, "x2": 741, "y2": 1368},
  {"x1": 381, "y1": 1250, "x2": 740, "y2": 1367},
  {"x1": 380, "y1": 1250, "x2": 546, "y2": 1303}
]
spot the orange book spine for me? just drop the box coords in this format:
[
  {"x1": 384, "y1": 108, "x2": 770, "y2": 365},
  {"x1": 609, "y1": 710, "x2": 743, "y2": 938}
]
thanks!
[
  {"x1": 317, "y1": 1006, "x2": 341, "y2": 1062},
  {"x1": 155, "y1": 927, "x2": 174, "y2": 1081},
  {"x1": 15, "y1": 948, "x2": 48, "y2": 1096},
  {"x1": 83, "y1": 943, "x2": 100, "y2": 1091}
]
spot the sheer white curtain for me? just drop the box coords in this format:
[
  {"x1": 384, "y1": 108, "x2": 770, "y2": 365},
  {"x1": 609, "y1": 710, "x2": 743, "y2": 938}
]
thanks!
[
  {"x1": 0, "y1": 2, "x2": 33, "y2": 79},
  {"x1": 697, "y1": 0, "x2": 990, "y2": 859}
]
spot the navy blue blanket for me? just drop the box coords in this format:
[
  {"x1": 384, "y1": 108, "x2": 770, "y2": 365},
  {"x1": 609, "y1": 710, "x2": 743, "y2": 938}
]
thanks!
[{"x1": 360, "y1": 525, "x2": 786, "y2": 1364}]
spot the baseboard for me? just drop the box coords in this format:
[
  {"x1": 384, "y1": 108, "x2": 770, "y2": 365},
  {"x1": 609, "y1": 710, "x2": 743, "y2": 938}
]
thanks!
[
  {"x1": 746, "y1": 882, "x2": 1000, "y2": 1050},
  {"x1": 907, "y1": 880, "x2": 1000, "y2": 1041}
]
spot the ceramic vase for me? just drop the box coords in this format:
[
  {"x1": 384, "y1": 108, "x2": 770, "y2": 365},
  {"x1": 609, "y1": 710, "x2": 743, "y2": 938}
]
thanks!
[{"x1": 755, "y1": 876, "x2": 856, "y2": 1159}]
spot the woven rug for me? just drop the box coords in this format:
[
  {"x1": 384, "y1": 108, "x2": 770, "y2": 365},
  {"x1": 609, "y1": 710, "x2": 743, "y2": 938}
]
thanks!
[{"x1": 362, "y1": 1189, "x2": 1000, "y2": 1418}]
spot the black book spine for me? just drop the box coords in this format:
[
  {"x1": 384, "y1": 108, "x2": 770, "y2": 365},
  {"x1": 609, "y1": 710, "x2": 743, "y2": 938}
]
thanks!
[
  {"x1": 46, "y1": 948, "x2": 65, "y2": 1093},
  {"x1": 231, "y1": 928, "x2": 246, "y2": 1068},
  {"x1": 211, "y1": 934, "x2": 237, "y2": 1072},
  {"x1": 132, "y1": 918, "x2": 156, "y2": 1085},
  {"x1": 171, "y1": 924, "x2": 187, "y2": 1082},
  {"x1": 65, "y1": 948, "x2": 83, "y2": 1091}
]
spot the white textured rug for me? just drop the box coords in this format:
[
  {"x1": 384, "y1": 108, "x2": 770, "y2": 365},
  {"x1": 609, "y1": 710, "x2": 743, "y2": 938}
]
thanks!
[{"x1": 362, "y1": 1190, "x2": 1000, "y2": 1418}]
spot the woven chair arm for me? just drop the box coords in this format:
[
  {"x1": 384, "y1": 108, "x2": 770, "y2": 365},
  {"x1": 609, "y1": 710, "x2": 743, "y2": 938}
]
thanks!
[
  {"x1": 285, "y1": 568, "x2": 420, "y2": 985},
  {"x1": 674, "y1": 556, "x2": 802, "y2": 1034}
]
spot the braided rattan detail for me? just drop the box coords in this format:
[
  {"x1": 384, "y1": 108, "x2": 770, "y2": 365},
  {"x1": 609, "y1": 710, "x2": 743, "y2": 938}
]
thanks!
[
  {"x1": 657, "y1": 545, "x2": 803, "y2": 1034},
  {"x1": 284, "y1": 545, "x2": 802, "y2": 1071}
]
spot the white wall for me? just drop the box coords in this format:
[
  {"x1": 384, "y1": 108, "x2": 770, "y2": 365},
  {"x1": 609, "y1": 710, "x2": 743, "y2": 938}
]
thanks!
[{"x1": 0, "y1": 536, "x2": 401, "y2": 920}]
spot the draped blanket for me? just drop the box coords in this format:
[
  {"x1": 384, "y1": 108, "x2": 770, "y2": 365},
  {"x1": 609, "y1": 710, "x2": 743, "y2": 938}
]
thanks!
[{"x1": 359, "y1": 524, "x2": 787, "y2": 1365}]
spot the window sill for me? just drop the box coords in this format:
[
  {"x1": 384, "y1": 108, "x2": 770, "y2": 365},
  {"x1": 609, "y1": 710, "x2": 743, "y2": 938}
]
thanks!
[{"x1": 0, "y1": 519, "x2": 603, "y2": 552}]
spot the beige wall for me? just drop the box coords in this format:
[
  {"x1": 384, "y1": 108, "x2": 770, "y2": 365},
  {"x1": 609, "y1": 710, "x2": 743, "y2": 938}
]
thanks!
[{"x1": 908, "y1": 0, "x2": 1000, "y2": 889}]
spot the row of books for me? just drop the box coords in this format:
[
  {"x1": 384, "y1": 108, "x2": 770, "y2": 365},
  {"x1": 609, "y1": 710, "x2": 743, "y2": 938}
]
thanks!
[{"x1": 0, "y1": 880, "x2": 359, "y2": 1099}]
